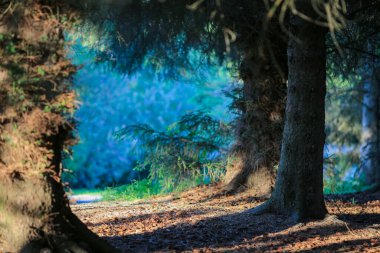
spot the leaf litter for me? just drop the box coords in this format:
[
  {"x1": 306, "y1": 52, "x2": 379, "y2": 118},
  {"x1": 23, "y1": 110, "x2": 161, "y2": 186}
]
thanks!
[{"x1": 72, "y1": 184, "x2": 380, "y2": 252}]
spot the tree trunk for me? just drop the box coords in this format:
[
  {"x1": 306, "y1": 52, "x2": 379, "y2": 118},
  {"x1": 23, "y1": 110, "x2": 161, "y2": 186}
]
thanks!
[
  {"x1": 223, "y1": 39, "x2": 287, "y2": 195},
  {"x1": 0, "y1": 1, "x2": 117, "y2": 252},
  {"x1": 251, "y1": 2, "x2": 328, "y2": 221},
  {"x1": 360, "y1": 53, "x2": 380, "y2": 189},
  {"x1": 0, "y1": 157, "x2": 117, "y2": 253}
]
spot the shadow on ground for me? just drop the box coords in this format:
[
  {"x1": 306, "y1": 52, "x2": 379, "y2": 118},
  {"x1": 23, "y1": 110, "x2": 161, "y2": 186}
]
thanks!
[
  {"x1": 105, "y1": 211, "x2": 291, "y2": 252},
  {"x1": 73, "y1": 187, "x2": 380, "y2": 252},
  {"x1": 103, "y1": 211, "x2": 380, "y2": 252}
]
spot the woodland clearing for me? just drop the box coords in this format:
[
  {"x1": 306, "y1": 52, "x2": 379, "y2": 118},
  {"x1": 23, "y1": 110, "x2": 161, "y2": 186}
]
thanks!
[{"x1": 72, "y1": 185, "x2": 380, "y2": 253}]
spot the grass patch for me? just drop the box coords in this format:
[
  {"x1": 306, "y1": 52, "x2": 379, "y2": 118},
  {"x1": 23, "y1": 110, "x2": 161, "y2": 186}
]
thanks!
[
  {"x1": 101, "y1": 179, "x2": 162, "y2": 201},
  {"x1": 323, "y1": 179, "x2": 373, "y2": 194},
  {"x1": 71, "y1": 188, "x2": 104, "y2": 195},
  {"x1": 69, "y1": 177, "x2": 211, "y2": 202}
]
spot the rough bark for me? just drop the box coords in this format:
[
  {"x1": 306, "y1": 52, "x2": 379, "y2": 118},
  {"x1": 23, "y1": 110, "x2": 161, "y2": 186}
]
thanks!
[
  {"x1": 223, "y1": 36, "x2": 287, "y2": 195},
  {"x1": 0, "y1": 1, "x2": 117, "y2": 252},
  {"x1": 250, "y1": 2, "x2": 328, "y2": 221},
  {"x1": 360, "y1": 61, "x2": 380, "y2": 189}
]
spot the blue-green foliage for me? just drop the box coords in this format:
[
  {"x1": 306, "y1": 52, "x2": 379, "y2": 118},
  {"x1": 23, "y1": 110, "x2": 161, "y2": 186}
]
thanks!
[
  {"x1": 115, "y1": 112, "x2": 232, "y2": 191},
  {"x1": 63, "y1": 40, "x2": 235, "y2": 189},
  {"x1": 324, "y1": 74, "x2": 367, "y2": 194}
]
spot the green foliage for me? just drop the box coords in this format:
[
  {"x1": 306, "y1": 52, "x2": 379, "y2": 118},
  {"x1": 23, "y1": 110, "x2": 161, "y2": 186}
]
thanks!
[
  {"x1": 64, "y1": 0, "x2": 380, "y2": 196},
  {"x1": 69, "y1": 1, "x2": 227, "y2": 74},
  {"x1": 63, "y1": 36, "x2": 234, "y2": 189},
  {"x1": 73, "y1": 177, "x2": 207, "y2": 201},
  {"x1": 101, "y1": 180, "x2": 162, "y2": 201},
  {"x1": 323, "y1": 73, "x2": 366, "y2": 194},
  {"x1": 115, "y1": 112, "x2": 232, "y2": 191},
  {"x1": 324, "y1": 151, "x2": 367, "y2": 194},
  {"x1": 325, "y1": 74, "x2": 362, "y2": 147},
  {"x1": 324, "y1": 177, "x2": 369, "y2": 195}
]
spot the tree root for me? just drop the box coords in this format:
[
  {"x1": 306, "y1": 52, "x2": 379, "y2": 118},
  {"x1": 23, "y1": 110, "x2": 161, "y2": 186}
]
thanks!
[{"x1": 241, "y1": 200, "x2": 273, "y2": 215}]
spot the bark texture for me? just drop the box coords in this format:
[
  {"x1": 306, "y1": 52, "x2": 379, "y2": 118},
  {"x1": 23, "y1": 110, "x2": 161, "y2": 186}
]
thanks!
[
  {"x1": 224, "y1": 31, "x2": 287, "y2": 195},
  {"x1": 252, "y1": 2, "x2": 328, "y2": 221},
  {"x1": 360, "y1": 63, "x2": 380, "y2": 189},
  {"x1": 0, "y1": 1, "x2": 117, "y2": 252}
]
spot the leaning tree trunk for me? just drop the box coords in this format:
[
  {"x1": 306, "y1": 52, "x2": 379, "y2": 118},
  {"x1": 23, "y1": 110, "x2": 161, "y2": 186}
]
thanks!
[
  {"x1": 360, "y1": 62, "x2": 380, "y2": 189},
  {"x1": 0, "y1": 1, "x2": 117, "y2": 252},
  {"x1": 251, "y1": 2, "x2": 328, "y2": 221},
  {"x1": 223, "y1": 38, "x2": 287, "y2": 195}
]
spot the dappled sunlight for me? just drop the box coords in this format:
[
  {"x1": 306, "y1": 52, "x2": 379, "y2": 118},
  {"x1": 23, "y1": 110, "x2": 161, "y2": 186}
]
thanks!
[
  {"x1": 1, "y1": 0, "x2": 380, "y2": 252},
  {"x1": 72, "y1": 186, "x2": 380, "y2": 252}
]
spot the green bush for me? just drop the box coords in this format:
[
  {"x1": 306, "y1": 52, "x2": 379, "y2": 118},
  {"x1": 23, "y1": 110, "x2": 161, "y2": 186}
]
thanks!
[{"x1": 115, "y1": 111, "x2": 232, "y2": 192}]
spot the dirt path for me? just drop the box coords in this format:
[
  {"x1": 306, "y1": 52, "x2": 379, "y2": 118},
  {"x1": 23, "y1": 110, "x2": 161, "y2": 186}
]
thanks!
[{"x1": 72, "y1": 185, "x2": 380, "y2": 252}]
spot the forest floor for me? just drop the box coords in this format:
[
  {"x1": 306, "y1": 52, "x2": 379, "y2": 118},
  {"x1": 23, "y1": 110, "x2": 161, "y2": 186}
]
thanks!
[{"x1": 72, "y1": 184, "x2": 380, "y2": 252}]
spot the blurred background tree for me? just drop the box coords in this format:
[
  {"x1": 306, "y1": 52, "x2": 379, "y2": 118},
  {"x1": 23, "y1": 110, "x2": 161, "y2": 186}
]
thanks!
[
  {"x1": 63, "y1": 0, "x2": 380, "y2": 196},
  {"x1": 324, "y1": 3, "x2": 380, "y2": 193},
  {"x1": 64, "y1": 0, "x2": 288, "y2": 195},
  {"x1": 63, "y1": 39, "x2": 236, "y2": 189}
]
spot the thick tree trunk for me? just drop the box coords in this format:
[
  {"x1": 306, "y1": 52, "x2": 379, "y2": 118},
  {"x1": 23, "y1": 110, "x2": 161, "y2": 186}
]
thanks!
[
  {"x1": 224, "y1": 52, "x2": 286, "y2": 195},
  {"x1": 250, "y1": 2, "x2": 328, "y2": 221},
  {"x1": 360, "y1": 64, "x2": 380, "y2": 189},
  {"x1": 0, "y1": 1, "x2": 117, "y2": 252},
  {"x1": 224, "y1": 40, "x2": 287, "y2": 195},
  {"x1": 0, "y1": 158, "x2": 117, "y2": 253}
]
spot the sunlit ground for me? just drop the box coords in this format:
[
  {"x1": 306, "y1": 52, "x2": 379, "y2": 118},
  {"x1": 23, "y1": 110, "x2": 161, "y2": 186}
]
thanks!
[
  {"x1": 72, "y1": 184, "x2": 380, "y2": 252},
  {"x1": 62, "y1": 27, "x2": 380, "y2": 253}
]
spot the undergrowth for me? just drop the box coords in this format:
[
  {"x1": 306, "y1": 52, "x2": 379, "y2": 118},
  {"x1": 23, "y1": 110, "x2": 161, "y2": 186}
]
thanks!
[
  {"x1": 323, "y1": 150, "x2": 370, "y2": 194},
  {"x1": 71, "y1": 174, "x2": 371, "y2": 202},
  {"x1": 72, "y1": 177, "x2": 209, "y2": 201}
]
